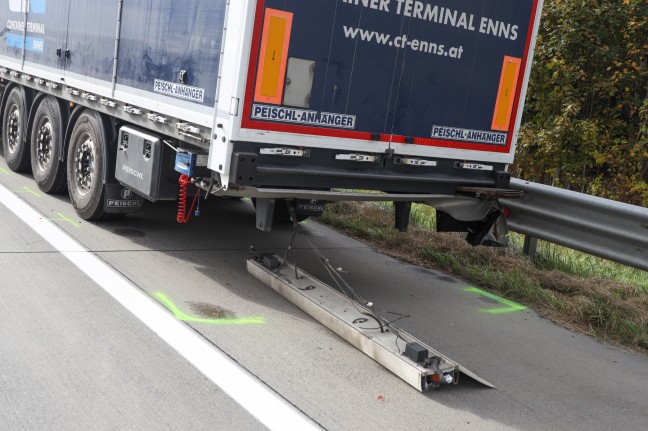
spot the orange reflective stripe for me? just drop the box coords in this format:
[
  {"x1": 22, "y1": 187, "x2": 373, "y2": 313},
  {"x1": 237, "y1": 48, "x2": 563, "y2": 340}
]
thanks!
[
  {"x1": 254, "y1": 9, "x2": 293, "y2": 105},
  {"x1": 491, "y1": 56, "x2": 521, "y2": 132}
]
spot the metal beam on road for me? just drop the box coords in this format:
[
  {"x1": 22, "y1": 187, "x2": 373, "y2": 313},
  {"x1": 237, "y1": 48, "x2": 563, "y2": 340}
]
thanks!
[{"x1": 248, "y1": 255, "x2": 495, "y2": 391}]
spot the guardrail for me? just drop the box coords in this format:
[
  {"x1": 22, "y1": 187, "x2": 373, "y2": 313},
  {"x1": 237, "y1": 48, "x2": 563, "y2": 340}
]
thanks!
[{"x1": 501, "y1": 179, "x2": 648, "y2": 272}]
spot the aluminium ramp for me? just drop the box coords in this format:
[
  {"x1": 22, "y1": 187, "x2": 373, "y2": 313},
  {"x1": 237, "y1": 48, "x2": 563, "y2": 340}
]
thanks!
[{"x1": 247, "y1": 256, "x2": 495, "y2": 392}]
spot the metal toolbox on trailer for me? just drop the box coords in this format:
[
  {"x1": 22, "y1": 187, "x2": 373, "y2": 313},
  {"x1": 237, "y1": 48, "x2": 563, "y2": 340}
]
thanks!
[{"x1": 115, "y1": 126, "x2": 177, "y2": 201}]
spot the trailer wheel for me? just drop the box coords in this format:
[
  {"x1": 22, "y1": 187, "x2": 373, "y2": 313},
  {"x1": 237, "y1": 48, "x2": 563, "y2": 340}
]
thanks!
[
  {"x1": 66, "y1": 110, "x2": 108, "y2": 220},
  {"x1": 31, "y1": 97, "x2": 67, "y2": 193},
  {"x1": 2, "y1": 87, "x2": 31, "y2": 172}
]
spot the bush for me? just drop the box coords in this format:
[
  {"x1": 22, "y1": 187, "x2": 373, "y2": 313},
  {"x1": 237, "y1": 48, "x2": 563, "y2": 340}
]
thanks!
[{"x1": 513, "y1": 0, "x2": 648, "y2": 206}]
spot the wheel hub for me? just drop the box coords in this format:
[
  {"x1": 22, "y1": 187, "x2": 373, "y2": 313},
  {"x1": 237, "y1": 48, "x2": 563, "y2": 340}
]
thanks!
[
  {"x1": 36, "y1": 121, "x2": 53, "y2": 172},
  {"x1": 7, "y1": 105, "x2": 21, "y2": 154},
  {"x1": 74, "y1": 135, "x2": 95, "y2": 195}
]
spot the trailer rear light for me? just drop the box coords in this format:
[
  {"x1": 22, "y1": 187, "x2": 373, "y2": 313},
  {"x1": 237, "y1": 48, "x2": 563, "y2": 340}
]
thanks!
[
  {"x1": 260, "y1": 147, "x2": 304, "y2": 157},
  {"x1": 502, "y1": 207, "x2": 511, "y2": 218},
  {"x1": 335, "y1": 153, "x2": 376, "y2": 163},
  {"x1": 99, "y1": 98, "x2": 116, "y2": 108}
]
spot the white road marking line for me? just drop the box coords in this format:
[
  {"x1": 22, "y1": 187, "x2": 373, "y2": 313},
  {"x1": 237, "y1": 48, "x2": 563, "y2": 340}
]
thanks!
[{"x1": 0, "y1": 183, "x2": 322, "y2": 431}]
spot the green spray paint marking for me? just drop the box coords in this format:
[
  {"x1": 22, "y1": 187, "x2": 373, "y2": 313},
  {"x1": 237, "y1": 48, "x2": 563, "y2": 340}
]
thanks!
[
  {"x1": 464, "y1": 287, "x2": 527, "y2": 314},
  {"x1": 154, "y1": 292, "x2": 266, "y2": 325},
  {"x1": 48, "y1": 212, "x2": 81, "y2": 228},
  {"x1": 16, "y1": 186, "x2": 41, "y2": 197},
  {"x1": 0, "y1": 167, "x2": 11, "y2": 174}
]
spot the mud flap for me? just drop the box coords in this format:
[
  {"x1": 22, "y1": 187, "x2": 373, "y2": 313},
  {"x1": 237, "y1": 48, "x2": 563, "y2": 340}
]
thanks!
[
  {"x1": 104, "y1": 183, "x2": 144, "y2": 214},
  {"x1": 295, "y1": 199, "x2": 325, "y2": 217},
  {"x1": 438, "y1": 208, "x2": 508, "y2": 247}
]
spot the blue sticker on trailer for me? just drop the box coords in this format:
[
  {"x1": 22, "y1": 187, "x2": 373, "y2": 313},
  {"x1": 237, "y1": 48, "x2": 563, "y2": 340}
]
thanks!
[
  {"x1": 5, "y1": 34, "x2": 44, "y2": 52},
  {"x1": 8, "y1": 0, "x2": 46, "y2": 13},
  {"x1": 30, "y1": 0, "x2": 47, "y2": 14},
  {"x1": 244, "y1": 0, "x2": 540, "y2": 150}
]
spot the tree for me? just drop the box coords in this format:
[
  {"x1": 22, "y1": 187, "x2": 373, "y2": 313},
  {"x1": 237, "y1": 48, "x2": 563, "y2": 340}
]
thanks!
[{"x1": 513, "y1": 0, "x2": 648, "y2": 205}]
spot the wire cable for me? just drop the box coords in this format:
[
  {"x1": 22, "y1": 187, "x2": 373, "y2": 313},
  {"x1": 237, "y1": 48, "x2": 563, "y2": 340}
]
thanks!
[{"x1": 283, "y1": 224, "x2": 410, "y2": 341}]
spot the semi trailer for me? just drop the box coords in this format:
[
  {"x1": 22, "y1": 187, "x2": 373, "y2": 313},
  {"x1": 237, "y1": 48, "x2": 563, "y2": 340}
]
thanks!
[{"x1": 0, "y1": 0, "x2": 543, "y2": 241}]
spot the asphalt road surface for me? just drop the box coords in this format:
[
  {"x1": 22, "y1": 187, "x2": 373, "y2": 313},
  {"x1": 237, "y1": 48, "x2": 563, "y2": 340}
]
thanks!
[{"x1": 1, "y1": 156, "x2": 647, "y2": 430}]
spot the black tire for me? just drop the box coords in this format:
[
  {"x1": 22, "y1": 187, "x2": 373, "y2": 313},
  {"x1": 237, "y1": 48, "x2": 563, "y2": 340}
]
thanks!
[
  {"x1": 1, "y1": 87, "x2": 31, "y2": 172},
  {"x1": 31, "y1": 96, "x2": 67, "y2": 193},
  {"x1": 66, "y1": 110, "x2": 108, "y2": 220}
]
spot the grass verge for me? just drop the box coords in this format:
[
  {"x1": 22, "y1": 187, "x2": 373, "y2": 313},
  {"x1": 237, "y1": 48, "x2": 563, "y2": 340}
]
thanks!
[{"x1": 319, "y1": 201, "x2": 648, "y2": 353}]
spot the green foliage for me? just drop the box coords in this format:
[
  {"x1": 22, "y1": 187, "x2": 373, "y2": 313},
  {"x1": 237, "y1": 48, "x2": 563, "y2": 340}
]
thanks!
[{"x1": 513, "y1": 0, "x2": 648, "y2": 205}]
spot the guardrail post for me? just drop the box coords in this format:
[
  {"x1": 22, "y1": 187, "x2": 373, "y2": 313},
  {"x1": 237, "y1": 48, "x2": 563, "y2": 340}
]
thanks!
[
  {"x1": 523, "y1": 235, "x2": 538, "y2": 258},
  {"x1": 394, "y1": 201, "x2": 412, "y2": 232}
]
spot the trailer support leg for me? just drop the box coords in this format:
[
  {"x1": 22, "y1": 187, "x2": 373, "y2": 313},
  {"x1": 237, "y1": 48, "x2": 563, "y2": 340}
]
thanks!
[{"x1": 255, "y1": 198, "x2": 275, "y2": 232}]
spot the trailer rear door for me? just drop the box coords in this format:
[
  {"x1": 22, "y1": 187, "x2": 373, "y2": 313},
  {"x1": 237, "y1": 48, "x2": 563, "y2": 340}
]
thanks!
[
  {"x1": 386, "y1": 0, "x2": 538, "y2": 156},
  {"x1": 241, "y1": 0, "x2": 541, "y2": 160},
  {"x1": 242, "y1": 0, "x2": 399, "y2": 154}
]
